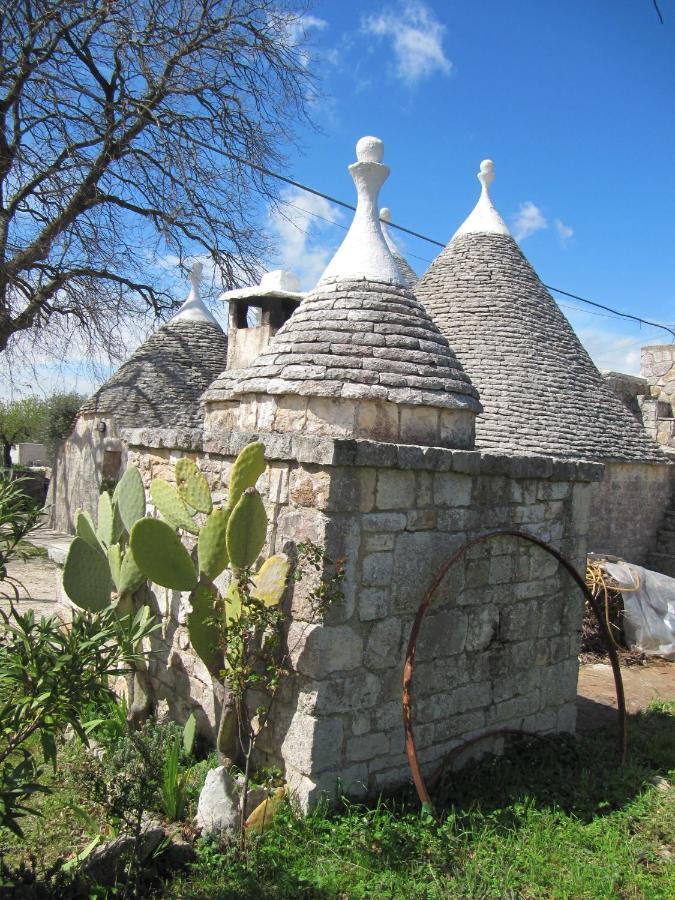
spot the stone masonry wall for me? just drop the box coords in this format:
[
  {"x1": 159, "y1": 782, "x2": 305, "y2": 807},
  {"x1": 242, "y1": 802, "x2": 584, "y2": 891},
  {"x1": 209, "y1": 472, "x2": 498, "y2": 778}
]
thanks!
[
  {"x1": 48, "y1": 414, "x2": 128, "y2": 533},
  {"x1": 123, "y1": 427, "x2": 601, "y2": 809},
  {"x1": 640, "y1": 345, "x2": 675, "y2": 450},
  {"x1": 587, "y1": 461, "x2": 672, "y2": 564}
]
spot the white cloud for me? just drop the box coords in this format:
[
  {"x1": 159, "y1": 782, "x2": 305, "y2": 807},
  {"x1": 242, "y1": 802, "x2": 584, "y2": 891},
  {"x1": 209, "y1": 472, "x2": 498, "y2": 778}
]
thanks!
[
  {"x1": 362, "y1": 1, "x2": 452, "y2": 86},
  {"x1": 512, "y1": 201, "x2": 548, "y2": 241},
  {"x1": 268, "y1": 188, "x2": 344, "y2": 290},
  {"x1": 555, "y1": 218, "x2": 574, "y2": 246}
]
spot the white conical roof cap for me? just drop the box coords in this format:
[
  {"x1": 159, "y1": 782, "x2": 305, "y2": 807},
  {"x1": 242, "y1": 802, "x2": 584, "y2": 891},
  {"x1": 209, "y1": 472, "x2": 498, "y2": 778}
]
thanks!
[
  {"x1": 171, "y1": 262, "x2": 221, "y2": 326},
  {"x1": 453, "y1": 160, "x2": 511, "y2": 239}
]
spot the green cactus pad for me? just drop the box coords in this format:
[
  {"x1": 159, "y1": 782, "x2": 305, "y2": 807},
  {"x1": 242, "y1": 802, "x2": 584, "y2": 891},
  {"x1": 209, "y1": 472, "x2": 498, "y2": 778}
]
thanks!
[
  {"x1": 75, "y1": 510, "x2": 104, "y2": 554},
  {"x1": 176, "y1": 458, "x2": 212, "y2": 515},
  {"x1": 130, "y1": 518, "x2": 198, "y2": 591},
  {"x1": 187, "y1": 584, "x2": 221, "y2": 673},
  {"x1": 119, "y1": 547, "x2": 146, "y2": 594},
  {"x1": 197, "y1": 507, "x2": 230, "y2": 580},
  {"x1": 252, "y1": 554, "x2": 290, "y2": 607},
  {"x1": 149, "y1": 479, "x2": 199, "y2": 535},
  {"x1": 107, "y1": 543, "x2": 122, "y2": 592},
  {"x1": 226, "y1": 489, "x2": 267, "y2": 569},
  {"x1": 113, "y1": 466, "x2": 146, "y2": 533},
  {"x1": 63, "y1": 537, "x2": 113, "y2": 612},
  {"x1": 227, "y1": 441, "x2": 265, "y2": 511},
  {"x1": 224, "y1": 578, "x2": 241, "y2": 625},
  {"x1": 96, "y1": 492, "x2": 115, "y2": 547}
]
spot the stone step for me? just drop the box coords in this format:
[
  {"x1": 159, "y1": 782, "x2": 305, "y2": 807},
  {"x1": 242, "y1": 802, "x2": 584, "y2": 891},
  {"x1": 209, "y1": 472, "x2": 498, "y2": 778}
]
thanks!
[{"x1": 647, "y1": 552, "x2": 675, "y2": 579}]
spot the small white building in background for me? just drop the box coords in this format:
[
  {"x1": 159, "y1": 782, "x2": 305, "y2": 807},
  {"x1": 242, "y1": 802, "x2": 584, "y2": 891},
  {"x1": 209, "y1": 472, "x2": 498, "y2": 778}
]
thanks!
[{"x1": 10, "y1": 442, "x2": 48, "y2": 466}]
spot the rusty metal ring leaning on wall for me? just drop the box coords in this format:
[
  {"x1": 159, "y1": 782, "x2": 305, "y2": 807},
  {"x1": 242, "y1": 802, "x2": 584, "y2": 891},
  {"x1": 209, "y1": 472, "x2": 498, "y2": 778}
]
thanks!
[{"x1": 402, "y1": 529, "x2": 627, "y2": 812}]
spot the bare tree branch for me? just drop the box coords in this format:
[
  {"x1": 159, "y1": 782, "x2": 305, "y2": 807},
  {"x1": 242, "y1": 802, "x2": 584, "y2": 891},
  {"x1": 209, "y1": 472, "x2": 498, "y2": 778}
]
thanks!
[{"x1": 0, "y1": 0, "x2": 315, "y2": 362}]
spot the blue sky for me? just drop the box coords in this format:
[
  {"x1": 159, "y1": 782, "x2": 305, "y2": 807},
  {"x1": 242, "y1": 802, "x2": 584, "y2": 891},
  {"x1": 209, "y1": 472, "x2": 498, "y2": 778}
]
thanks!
[
  {"x1": 3, "y1": 0, "x2": 674, "y2": 398},
  {"x1": 264, "y1": 0, "x2": 675, "y2": 374}
]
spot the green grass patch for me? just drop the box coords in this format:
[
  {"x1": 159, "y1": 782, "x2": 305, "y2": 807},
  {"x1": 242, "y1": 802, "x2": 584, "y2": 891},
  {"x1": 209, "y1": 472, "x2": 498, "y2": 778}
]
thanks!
[
  {"x1": 160, "y1": 701, "x2": 674, "y2": 899},
  {"x1": 1, "y1": 702, "x2": 673, "y2": 898}
]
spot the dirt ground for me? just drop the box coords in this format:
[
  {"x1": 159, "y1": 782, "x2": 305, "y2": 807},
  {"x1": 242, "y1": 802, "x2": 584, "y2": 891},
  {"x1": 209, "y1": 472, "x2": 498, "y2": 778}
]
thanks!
[{"x1": 2, "y1": 545, "x2": 674, "y2": 730}]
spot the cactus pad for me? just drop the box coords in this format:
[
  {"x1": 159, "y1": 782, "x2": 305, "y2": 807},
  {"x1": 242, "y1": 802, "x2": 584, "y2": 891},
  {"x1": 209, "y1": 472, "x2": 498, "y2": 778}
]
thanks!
[
  {"x1": 119, "y1": 547, "x2": 146, "y2": 594},
  {"x1": 187, "y1": 584, "x2": 222, "y2": 674},
  {"x1": 252, "y1": 554, "x2": 290, "y2": 607},
  {"x1": 75, "y1": 510, "x2": 103, "y2": 554},
  {"x1": 226, "y1": 489, "x2": 267, "y2": 569},
  {"x1": 224, "y1": 578, "x2": 242, "y2": 625},
  {"x1": 96, "y1": 491, "x2": 115, "y2": 547},
  {"x1": 197, "y1": 507, "x2": 230, "y2": 580},
  {"x1": 113, "y1": 466, "x2": 146, "y2": 533},
  {"x1": 107, "y1": 543, "x2": 122, "y2": 592},
  {"x1": 227, "y1": 441, "x2": 265, "y2": 511},
  {"x1": 63, "y1": 536, "x2": 113, "y2": 612},
  {"x1": 130, "y1": 518, "x2": 198, "y2": 591},
  {"x1": 176, "y1": 458, "x2": 212, "y2": 515},
  {"x1": 149, "y1": 479, "x2": 199, "y2": 535}
]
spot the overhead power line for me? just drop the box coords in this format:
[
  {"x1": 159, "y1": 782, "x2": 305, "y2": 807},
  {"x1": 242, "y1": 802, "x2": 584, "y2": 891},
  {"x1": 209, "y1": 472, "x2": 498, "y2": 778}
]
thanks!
[{"x1": 194, "y1": 137, "x2": 675, "y2": 341}]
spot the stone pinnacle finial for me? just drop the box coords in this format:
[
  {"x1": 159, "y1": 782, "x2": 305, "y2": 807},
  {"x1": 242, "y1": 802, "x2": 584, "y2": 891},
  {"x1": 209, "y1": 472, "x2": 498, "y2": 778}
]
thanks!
[
  {"x1": 190, "y1": 260, "x2": 204, "y2": 296},
  {"x1": 318, "y1": 136, "x2": 404, "y2": 286},
  {"x1": 478, "y1": 159, "x2": 495, "y2": 192},
  {"x1": 452, "y1": 158, "x2": 511, "y2": 240},
  {"x1": 171, "y1": 259, "x2": 220, "y2": 327}
]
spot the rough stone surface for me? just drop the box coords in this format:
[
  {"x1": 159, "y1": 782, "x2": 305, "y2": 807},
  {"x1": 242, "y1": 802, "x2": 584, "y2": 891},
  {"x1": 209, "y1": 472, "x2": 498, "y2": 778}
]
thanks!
[
  {"x1": 195, "y1": 766, "x2": 241, "y2": 834},
  {"x1": 124, "y1": 428, "x2": 597, "y2": 811},
  {"x1": 416, "y1": 232, "x2": 665, "y2": 464},
  {"x1": 223, "y1": 277, "x2": 481, "y2": 416},
  {"x1": 81, "y1": 318, "x2": 227, "y2": 429}
]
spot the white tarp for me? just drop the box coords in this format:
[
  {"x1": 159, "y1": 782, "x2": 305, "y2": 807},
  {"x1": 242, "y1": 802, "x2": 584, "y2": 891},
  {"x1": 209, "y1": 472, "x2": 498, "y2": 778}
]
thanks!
[{"x1": 601, "y1": 561, "x2": 675, "y2": 660}]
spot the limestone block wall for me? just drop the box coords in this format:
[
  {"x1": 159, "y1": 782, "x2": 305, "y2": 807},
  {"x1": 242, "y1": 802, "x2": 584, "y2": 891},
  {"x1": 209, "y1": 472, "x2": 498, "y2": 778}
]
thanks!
[
  {"x1": 640, "y1": 345, "x2": 675, "y2": 449},
  {"x1": 47, "y1": 413, "x2": 128, "y2": 533},
  {"x1": 587, "y1": 461, "x2": 673, "y2": 563},
  {"x1": 123, "y1": 427, "x2": 601, "y2": 808},
  {"x1": 208, "y1": 392, "x2": 476, "y2": 450}
]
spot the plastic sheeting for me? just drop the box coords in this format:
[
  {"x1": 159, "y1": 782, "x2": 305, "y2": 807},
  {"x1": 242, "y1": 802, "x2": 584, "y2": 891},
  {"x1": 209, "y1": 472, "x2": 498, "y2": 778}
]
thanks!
[{"x1": 601, "y1": 562, "x2": 675, "y2": 660}]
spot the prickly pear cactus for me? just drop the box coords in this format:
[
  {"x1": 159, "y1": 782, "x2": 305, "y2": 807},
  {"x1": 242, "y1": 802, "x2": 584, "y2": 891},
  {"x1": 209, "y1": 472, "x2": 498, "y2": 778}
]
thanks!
[
  {"x1": 251, "y1": 554, "x2": 290, "y2": 607},
  {"x1": 226, "y1": 489, "x2": 267, "y2": 569},
  {"x1": 113, "y1": 466, "x2": 146, "y2": 533},
  {"x1": 198, "y1": 507, "x2": 230, "y2": 581},
  {"x1": 176, "y1": 458, "x2": 212, "y2": 515},
  {"x1": 226, "y1": 441, "x2": 265, "y2": 511},
  {"x1": 149, "y1": 479, "x2": 199, "y2": 535},
  {"x1": 130, "y1": 517, "x2": 198, "y2": 591},
  {"x1": 63, "y1": 536, "x2": 114, "y2": 612}
]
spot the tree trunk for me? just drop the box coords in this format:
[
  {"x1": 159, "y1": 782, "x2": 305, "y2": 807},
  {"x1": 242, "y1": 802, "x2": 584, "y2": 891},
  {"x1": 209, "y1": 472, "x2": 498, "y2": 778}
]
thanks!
[{"x1": 2, "y1": 441, "x2": 12, "y2": 468}]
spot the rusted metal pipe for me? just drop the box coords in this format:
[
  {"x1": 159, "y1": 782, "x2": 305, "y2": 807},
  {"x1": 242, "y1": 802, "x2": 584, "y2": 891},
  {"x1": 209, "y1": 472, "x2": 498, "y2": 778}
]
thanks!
[{"x1": 402, "y1": 529, "x2": 627, "y2": 812}]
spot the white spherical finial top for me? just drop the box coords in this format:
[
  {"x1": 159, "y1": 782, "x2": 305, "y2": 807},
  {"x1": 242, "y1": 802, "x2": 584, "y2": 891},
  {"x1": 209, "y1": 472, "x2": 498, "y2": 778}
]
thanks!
[
  {"x1": 478, "y1": 159, "x2": 495, "y2": 190},
  {"x1": 355, "y1": 135, "x2": 384, "y2": 163},
  {"x1": 379, "y1": 207, "x2": 392, "y2": 222}
]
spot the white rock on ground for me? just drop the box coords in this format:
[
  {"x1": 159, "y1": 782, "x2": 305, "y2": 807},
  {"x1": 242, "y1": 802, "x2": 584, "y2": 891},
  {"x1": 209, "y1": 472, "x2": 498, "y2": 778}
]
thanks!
[{"x1": 195, "y1": 766, "x2": 270, "y2": 834}]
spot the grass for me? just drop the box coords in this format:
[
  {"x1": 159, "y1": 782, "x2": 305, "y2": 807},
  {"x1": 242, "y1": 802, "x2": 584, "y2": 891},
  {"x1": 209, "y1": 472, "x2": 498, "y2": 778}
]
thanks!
[
  {"x1": 16, "y1": 540, "x2": 48, "y2": 559},
  {"x1": 0, "y1": 702, "x2": 673, "y2": 898},
  {"x1": 158, "y1": 700, "x2": 675, "y2": 899}
]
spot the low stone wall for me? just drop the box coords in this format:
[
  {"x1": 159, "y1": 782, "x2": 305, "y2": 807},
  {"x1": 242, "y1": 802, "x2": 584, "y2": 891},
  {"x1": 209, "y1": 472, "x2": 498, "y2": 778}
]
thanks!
[
  {"x1": 123, "y1": 427, "x2": 601, "y2": 808},
  {"x1": 587, "y1": 461, "x2": 672, "y2": 563},
  {"x1": 47, "y1": 414, "x2": 139, "y2": 533}
]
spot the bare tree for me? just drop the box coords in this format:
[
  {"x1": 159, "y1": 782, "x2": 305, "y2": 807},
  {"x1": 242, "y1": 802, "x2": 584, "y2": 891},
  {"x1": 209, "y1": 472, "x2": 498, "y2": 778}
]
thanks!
[{"x1": 0, "y1": 0, "x2": 313, "y2": 358}]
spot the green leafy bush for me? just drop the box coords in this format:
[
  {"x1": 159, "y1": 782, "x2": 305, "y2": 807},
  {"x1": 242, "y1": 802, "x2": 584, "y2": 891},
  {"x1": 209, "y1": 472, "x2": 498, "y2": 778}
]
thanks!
[{"x1": 0, "y1": 606, "x2": 155, "y2": 837}]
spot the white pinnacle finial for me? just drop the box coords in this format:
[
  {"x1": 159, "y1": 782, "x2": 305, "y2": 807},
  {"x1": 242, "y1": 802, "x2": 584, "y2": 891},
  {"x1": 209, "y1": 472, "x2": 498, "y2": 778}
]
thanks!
[
  {"x1": 190, "y1": 261, "x2": 203, "y2": 296},
  {"x1": 318, "y1": 137, "x2": 404, "y2": 286},
  {"x1": 453, "y1": 158, "x2": 511, "y2": 240},
  {"x1": 171, "y1": 260, "x2": 221, "y2": 327}
]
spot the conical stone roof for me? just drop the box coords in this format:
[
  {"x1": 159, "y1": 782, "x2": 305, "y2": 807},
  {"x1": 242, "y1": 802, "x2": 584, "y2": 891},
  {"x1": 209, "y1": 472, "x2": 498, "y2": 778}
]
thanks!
[
  {"x1": 415, "y1": 161, "x2": 665, "y2": 463},
  {"x1": 229, "y1": 138, "x2": 479, "y2": 417},
  {"x1": 81, "y1": 266, "x2": 228, "y2": 429},
  {"x1": 380, "y1": 208, "x2": 418, "y2": 289}
]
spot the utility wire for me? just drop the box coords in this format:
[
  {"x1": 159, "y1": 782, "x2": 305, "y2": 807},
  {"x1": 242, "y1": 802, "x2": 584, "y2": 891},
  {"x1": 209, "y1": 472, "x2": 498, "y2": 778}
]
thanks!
[{"x1": 196, "y1": 138, "x2": 675, "y2": 341}]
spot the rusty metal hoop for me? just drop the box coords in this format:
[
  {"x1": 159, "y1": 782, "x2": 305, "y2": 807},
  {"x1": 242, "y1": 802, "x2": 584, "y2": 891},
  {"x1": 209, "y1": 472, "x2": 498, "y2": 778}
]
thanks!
[{"x1": 402, "y1": 529, "x2": 627, "y2": 810}]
